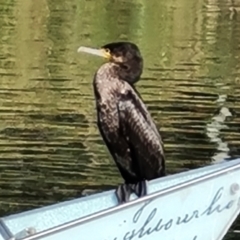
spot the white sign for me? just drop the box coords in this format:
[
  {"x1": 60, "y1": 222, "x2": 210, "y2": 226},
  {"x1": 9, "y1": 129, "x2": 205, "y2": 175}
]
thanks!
[{"x1": 21, "y1": 163, "x2": 240, "y2": 240}]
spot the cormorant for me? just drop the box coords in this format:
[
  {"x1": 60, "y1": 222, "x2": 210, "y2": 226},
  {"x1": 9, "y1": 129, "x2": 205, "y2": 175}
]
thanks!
[{"x1": 77, "y1": 42, "x2": 165, "y2": 204}]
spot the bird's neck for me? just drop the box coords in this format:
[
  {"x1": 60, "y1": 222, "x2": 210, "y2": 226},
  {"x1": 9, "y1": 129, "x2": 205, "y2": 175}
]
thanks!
[
  {"x1": 93, "y1": 63, "x2": 124, "y2": 100},
  {"x1": 95, "y1": 62, "x2": 116, "y2": 78}
]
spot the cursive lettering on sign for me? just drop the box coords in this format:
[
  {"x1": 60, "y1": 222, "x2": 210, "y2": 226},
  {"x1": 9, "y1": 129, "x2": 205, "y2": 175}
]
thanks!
[{"x1": 112, "y1": 187, "x2": 237, "y2": 240}]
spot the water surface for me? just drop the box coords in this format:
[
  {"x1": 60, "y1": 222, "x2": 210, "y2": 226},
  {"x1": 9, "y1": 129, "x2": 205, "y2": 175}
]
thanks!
[{"x1": 0, "y1": 0, "x2": 240, "y2": 238}]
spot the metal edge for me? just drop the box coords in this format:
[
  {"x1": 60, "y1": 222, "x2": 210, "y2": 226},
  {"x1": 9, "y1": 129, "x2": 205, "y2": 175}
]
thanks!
[
  {"x1": 21, "y1": 159, "x2": 240, "y2": 240},
  {"x1": 217, "y1": 208, "x2": 240, "y2": 240},
  {"x1": 0, "y1": 219, "x2": 14, "y2": 240}
]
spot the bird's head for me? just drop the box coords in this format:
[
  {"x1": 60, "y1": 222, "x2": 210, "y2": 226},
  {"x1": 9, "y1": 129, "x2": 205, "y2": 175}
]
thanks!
[{"x1": 78, "y1": 42, "x2": 143, "y2": 84}]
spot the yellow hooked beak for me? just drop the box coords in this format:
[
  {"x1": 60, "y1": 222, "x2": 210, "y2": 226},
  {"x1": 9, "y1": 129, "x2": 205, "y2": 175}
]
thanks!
[{"x1": 77, "y1": 46, "x2": 111, "y2": 60}]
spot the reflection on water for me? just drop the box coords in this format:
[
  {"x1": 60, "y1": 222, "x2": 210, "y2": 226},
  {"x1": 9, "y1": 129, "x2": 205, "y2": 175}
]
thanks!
[
  {"x1": 0, "y1": 0, "x2": 240, "y2": 238},
  {"x1": 206, "y1": 94, "x2": 232, "y2": 162}
]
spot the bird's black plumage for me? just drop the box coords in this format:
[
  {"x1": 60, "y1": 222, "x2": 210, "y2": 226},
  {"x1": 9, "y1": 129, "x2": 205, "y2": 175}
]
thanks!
[{"x1": 79, "y1": 42, "x2": 165, "y2": 204}]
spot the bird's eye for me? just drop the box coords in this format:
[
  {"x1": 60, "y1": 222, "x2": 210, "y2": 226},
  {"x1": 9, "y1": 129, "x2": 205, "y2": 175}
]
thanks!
[{"x1": 105, "y1": 48, "x2": 111, "y2": 53}]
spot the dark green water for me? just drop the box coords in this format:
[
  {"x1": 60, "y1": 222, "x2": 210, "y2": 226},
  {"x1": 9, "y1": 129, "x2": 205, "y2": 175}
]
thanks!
[{"x1": 0, "y1": 0, "x2": 240, "y2": 238}]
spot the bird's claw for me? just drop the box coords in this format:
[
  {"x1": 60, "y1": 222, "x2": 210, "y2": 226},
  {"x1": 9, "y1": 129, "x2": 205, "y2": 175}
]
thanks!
[{"x1": 115, "y1": 180, "x2": 148, "y2": 204}]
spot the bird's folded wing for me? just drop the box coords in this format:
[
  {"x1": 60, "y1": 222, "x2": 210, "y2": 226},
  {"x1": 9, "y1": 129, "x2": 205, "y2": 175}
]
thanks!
[{"x1": 117, "y1": 94, "x2": 164, "y2": 176}]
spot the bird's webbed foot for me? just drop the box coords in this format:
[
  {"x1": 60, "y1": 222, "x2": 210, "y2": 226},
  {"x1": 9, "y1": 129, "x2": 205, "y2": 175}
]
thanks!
[
  {"x1": 115, "y1": 180, "x2": 148, "y2": 204},
  {"x1": 130, "y1": 180, "x2": 148, "y2": 198},
  {"x1": 115, "y1": 183, "x2": 132, "y2": 204}
]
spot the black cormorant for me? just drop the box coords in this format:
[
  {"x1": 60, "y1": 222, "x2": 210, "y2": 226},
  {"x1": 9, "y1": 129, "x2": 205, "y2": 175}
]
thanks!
[{"x1": 77, "y1": 42, "x2": 165, "y2": 204}]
